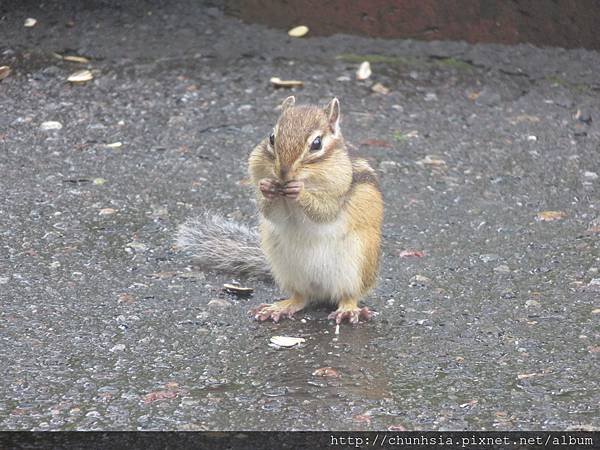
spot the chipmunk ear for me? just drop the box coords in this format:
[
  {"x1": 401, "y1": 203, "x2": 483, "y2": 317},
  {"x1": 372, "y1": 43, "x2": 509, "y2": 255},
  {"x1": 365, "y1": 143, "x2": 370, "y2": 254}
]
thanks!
[
  {"x1": 280, "y1": 96, "x2": 296, "y2": 111},
  {"x1": 325, "y1": 97, "x2": 340, "y2": 134}
]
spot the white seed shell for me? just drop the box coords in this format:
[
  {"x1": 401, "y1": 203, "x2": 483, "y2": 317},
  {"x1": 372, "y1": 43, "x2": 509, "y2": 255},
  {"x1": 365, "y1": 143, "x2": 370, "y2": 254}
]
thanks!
[
  {"x1": 223, "y1": 284, "x2": 254, "y2": 295},
  {"x1": 63, "y1": 55, "x2": 90, "y2": 64},
  {"x1": 270, "y1": 77, "x2": 303, "y2": 88},
  {"x1": 40, "y1": 121, "x2": 63, "y2": 131},
  {"x1": 0, "y1": 66, "x2": 11, "y2": 80},
  {"x1": 288, "y1": 25, "x2": 309, "y2": 37},
  {"x1": 356, "y1": 61, "x2": 372, "y2": 80},
  {"x1": 270, "y1": 336, "x2": 305, "y2": 348},
  {"x1": 67, "y1": 69, "x2": 93, "y2": 83}
]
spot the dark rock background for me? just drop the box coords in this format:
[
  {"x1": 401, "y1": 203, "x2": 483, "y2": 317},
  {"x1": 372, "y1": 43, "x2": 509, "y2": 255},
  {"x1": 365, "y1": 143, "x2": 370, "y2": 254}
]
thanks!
[{"x1": 226, "y1": 0, "x2": 600, "y2": 49}]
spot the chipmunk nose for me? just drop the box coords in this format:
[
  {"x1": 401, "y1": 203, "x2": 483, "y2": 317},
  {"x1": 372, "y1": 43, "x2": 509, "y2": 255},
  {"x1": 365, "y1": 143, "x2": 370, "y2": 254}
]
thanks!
[{"x1": 279, "y1": 166, "x2": 290, "y2": 181}]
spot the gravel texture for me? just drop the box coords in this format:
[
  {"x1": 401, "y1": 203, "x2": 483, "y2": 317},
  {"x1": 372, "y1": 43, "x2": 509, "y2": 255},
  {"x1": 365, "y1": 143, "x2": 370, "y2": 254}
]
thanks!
[{"x1": 0, "y1": 0, "x2": 599, "y2": 431}]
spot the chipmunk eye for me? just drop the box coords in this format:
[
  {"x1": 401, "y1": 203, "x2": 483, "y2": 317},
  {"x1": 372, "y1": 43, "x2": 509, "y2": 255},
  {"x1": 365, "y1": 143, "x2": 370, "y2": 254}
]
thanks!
[
  {"x1": 269, "y1": 133, "x2": 275, "y2": 146},
  {"x1": 310, "y1": 136, "x2": 322, "y2": 151}
]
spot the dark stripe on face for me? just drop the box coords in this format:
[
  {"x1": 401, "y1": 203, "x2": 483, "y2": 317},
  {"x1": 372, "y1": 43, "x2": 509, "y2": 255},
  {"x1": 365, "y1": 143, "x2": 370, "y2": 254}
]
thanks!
[{"x1": 258, "y1": 139, "x2": 275, "y2": 159}]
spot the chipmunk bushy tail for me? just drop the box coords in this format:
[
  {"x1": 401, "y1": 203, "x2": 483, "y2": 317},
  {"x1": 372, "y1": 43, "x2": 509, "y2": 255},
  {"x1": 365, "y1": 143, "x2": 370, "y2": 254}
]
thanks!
[{"x1": 176, "y1": 212, "x2": 270, "y2": 279}]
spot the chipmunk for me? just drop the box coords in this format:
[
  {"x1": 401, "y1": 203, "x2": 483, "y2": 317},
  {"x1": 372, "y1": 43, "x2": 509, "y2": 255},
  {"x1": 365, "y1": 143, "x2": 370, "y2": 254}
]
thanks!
[{"x1": 177, "y1": 96, "x2": 383, "y2": 324}]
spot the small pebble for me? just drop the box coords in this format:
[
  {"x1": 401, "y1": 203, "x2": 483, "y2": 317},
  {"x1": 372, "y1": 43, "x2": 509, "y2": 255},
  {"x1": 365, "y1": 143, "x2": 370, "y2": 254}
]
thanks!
[
  {"x1": 371, "y1": 82, "x2": 390, "y2": 95},
  {"x1": 479, "y1": 254, "x2": 499, "y2": 263},
  {"x1": 525, "y1": 300, "x2": 541, "y2": 308},
  {"x1": 410, "y1": 274, "x2": 431, "y2": 284},
  {"x1": 208, "y1": 298, "x2": 232, "y2": 309},
  {"x1": 378, "y1": 161, "x2": 397, "y2": 173}
]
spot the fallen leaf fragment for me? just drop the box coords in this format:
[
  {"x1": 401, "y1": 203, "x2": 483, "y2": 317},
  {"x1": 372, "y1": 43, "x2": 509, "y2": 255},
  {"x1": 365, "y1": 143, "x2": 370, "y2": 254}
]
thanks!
[
  {"x1": 117, "y1": 293, "x2": 135, "y2": 304},
  {"x1": 270, "y1": 336, "x2": 305, "y2": 348},
  {"x1": 398, "y1": 250, "x2": 425, "y2": 258},
  {"x1": 356, "y1": 61, "x2": 371, "y2": 80},
  {"x1": 24, "y1": 18, "x2": 37, "y2": 27},
  {"x1": 143, "y1": 390, "x2": 178, "y2": 404},
  {"x1": 223, "y1": 283, "x2": 254, "y2": 296},
  {"x1": 288, "y1": 25, "x2": 309, "y2": 37},
  {"x1": 40, "y1": 121, "x2": 63, "y2": 131},
  {"x1": 587, "y1": 220, "x2": 600, "y2": 233},
  {"x1": 371, "y1": 82, "x2": 389, "y2": 94},
  {"x1": 467, "y1": 90, "x2": 481, "y2": 101},
  {"x1": 63, "y1": 55, "x2": 90, "y2": 64},
  {"x1": 270, "y1": 77, "x2": 303, "y2": 88},
  {"x1": 312, "y1": 367, "x2": 340, "y2": 378},
  {"x1": 388, "y1": 424, "x2": 407, "y2": 431},
  {"x1": 67, "y1": 69, "x2": 93, "y2": 83},
  {"x1": 352, "y1": 414, "x2": 371, "y2": 424},
  {"x1": 360, "y1": 139, "x2": 392, "y2": 148},
  {"x1": 99, "y1": 208, "x2": 117, "y2": 216},
  {"x1": 0, "y1": 66, "x2": 11, "y2": 80},
  {"x1": 535, "y1": 211, "x2": 566, "y2": 222}
]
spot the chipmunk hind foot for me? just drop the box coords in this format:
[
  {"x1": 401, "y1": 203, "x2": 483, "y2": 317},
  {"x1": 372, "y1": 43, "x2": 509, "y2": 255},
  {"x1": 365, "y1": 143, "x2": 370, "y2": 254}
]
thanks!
[
  {"x1": 328, "y1": 298, "x2": 375, "y2": 324},
  {"x1": 250, "y1": 295, "x2": 307, "y2": 322}
]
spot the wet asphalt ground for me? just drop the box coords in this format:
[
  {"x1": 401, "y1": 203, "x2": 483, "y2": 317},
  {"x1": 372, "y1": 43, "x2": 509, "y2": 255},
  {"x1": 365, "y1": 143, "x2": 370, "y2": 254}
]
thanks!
[{"x1": 0, "y1": 0, "x2": 599, "y2": 431}]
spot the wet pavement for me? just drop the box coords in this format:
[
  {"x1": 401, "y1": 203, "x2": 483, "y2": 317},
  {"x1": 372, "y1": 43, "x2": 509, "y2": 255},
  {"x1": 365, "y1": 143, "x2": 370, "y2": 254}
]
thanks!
[{"x1": 1, "y1": 0, "x2": 599, "y2": 431}]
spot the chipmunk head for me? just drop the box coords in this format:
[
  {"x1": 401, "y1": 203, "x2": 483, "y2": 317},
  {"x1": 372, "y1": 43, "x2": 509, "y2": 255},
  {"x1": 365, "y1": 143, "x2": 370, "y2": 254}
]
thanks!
[{"x1": 266, "y1": 96, "x2": 346, "y2": 182}]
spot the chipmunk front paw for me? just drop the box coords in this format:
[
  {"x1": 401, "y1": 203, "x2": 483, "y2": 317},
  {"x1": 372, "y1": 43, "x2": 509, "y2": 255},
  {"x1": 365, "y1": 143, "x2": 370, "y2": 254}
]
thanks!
[
  {"x1": 259, "y1": 178, "x2": 281, "y2": 199},
  {"x1": 281, "y1": 180, "x2": 304, "y2": 200}
]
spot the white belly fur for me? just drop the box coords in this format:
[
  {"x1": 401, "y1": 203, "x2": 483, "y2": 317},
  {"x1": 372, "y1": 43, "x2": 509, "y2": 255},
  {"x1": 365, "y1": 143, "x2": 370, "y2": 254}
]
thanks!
[{"x1": 261, "y1": 202, "x2": 363, "y2": 302}]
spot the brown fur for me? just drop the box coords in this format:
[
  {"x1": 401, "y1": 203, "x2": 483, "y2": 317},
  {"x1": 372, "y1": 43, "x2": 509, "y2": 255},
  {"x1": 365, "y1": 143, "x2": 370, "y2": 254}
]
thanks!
[{"x1": 346, "y1": 182, "x2": 383, "y2": 294}]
